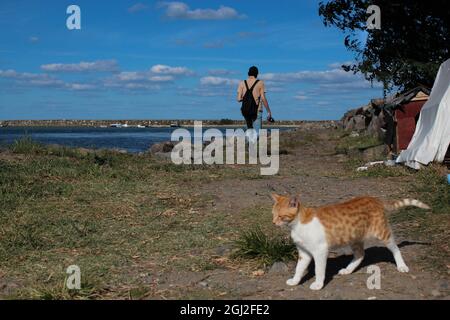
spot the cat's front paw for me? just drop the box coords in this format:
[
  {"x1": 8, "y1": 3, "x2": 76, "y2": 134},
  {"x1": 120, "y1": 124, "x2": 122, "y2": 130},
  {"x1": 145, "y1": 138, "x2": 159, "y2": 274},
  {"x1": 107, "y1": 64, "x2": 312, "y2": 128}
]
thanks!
[
  {"x1": 309, "y1": 281, "x2": 324, "y2": 291},
  {"x1": 397, "y1": 265, "x2": 409, "y2": 273},
  {"x1": 286, "y1": 278, "x2": 300, "y2": 286}
]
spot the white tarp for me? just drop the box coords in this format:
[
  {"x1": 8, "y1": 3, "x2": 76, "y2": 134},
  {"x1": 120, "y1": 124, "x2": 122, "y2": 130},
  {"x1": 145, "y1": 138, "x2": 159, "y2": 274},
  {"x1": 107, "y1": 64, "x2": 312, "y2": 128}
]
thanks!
[{"x1": 396, "y1": 59, "x2": 450, "y2": 169}]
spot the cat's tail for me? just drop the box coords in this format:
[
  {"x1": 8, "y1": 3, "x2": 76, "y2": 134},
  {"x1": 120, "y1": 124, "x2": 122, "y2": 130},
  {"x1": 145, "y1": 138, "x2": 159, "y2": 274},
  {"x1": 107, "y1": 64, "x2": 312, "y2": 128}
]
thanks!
[{"x1": 384, "y1": 199, "x2": 431, "y2": 211}]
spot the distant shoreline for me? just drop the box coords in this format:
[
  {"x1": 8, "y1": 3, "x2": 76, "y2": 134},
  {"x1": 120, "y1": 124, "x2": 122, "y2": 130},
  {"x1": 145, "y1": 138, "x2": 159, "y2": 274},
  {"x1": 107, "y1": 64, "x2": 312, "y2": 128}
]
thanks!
[{"x1": 0, "y1": 119, "x2": 339, "y2": 128}]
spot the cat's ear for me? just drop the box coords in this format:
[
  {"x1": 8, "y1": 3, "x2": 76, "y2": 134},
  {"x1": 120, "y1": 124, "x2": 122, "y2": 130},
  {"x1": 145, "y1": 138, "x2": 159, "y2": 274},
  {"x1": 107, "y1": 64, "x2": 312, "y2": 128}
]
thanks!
[
  {"x1": 289, "y1": 195, "x2": 300, "y2": 208},
  {"x1": 271, "y1": 193, "x2": 281, "y2": 202}
]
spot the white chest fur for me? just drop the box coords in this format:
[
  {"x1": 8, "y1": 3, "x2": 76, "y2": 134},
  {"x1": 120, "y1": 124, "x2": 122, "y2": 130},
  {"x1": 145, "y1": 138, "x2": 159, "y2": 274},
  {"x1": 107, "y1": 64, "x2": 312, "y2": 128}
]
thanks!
[{"x1": 290, "y1": 217, "x2": 328, "y2": 252}]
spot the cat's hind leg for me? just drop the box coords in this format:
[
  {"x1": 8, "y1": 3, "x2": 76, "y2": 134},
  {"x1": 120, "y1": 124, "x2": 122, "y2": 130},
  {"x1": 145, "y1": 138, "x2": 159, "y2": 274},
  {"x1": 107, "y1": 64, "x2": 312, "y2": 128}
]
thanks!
[
  {"x1": 384, "y1": 235, "x2": 409, "y2": 273},
  {"x1": 286, "y1": 247, "x2": 312, "y2": 286},
  {"x1": 338, "y1": 242, "x2": 365, "y2": 275}
]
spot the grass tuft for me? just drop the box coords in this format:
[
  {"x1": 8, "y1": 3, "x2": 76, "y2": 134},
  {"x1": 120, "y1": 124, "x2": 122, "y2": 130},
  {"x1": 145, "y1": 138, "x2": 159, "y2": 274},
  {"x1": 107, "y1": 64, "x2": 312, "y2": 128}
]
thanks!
[
  {"x1": 233, "y1": 226, "x2": 296, "y2": 265},
  {"x1": 9, "y1": 136, "x2": 45, "y2": 154}
]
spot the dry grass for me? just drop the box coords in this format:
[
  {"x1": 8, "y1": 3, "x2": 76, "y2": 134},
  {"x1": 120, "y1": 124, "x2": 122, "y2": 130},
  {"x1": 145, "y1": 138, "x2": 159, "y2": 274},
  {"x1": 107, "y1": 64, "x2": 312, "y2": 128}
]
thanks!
[{"x1": 0, "y1": 139, "x2": 261, "y2": 299}]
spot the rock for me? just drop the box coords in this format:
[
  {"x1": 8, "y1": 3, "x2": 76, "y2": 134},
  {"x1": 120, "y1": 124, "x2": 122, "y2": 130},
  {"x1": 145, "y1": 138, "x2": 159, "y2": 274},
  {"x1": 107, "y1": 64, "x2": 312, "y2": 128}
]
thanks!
[
  {"x1": 342, "y1": 108, "x2": 357, "y2": 123},
  {"x1": 353, "y1": 115, "x2": 367, "y2": 131},
  {"x1": 363, "y1": 145, "x2": 387, "y2": 161},
  {"x1": 269, "y1": 262, "x2": 289, "y2": 274},
  {"x1": 150, "y1": 142, "x2": 163, "y2": 153},
  {"x1": 150, "y1": 141, "x2": 174, "y2": 153},
  {"x1": 199, "y1": 281, "x2": 209, "y2": 288},
  {"x1": 367, "y1": 114, "x2": 385, "y2": 139},
  {"x1": 345, "y1": 118, "x2": 355, "y2": 131}
]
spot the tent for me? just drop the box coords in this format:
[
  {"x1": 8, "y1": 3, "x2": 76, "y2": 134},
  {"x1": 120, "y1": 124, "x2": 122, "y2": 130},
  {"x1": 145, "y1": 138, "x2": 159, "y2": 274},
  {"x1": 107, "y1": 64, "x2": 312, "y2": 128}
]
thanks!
[{"x1": 396, "y1": 59, "x2": 450, "y2": 169}]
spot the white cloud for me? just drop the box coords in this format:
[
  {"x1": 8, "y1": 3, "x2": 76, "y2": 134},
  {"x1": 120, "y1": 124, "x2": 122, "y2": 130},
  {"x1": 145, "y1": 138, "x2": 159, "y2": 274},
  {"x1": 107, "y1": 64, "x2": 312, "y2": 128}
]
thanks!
[
  {"x1": 150, "y1": 64, "x2": 193, "y2": 76},
  {"x1": 0, "y1": 69, "x2": 96, "y2": 91},
  {"x1": 318, "y1": 81, "x2": 382, "y2": 91},
  {"x1": 200, "y1": 76, "x2": 240, "y2": 86},
  {"x1": 115, "y1": 72, "x2": 143, "y2": 82},
  {"x1": 104, "y1": 64, "x2": 193, "y2": 91},
  {"x1": 29, "y1": 78, "x2": 65, "y2": 87},
  {"x1": 158, "y1": 2, "x2": 245, "y2": 20},
  {"x1": 128, "y1": 3, "x2": 149, "y2": 13},
  {"x1": 1, "y1": 62, "x2": 194, "y2": 93},
  {"x1": 148, "y1": 75, "x2": 174, "y2": 82},
  {"x1": 112, "y1": 83, "x2": 161, "y2": 91},
  {"x1": 191, "y1": 76, "x2": 241, "y2": 97},
  {"x1": 260, "y1": 68, "x2": 358, "y2": 83},
  {"x1": 0, "y1": 69, "x2": 50, "y2": 80},
  {"x1": 41, "y1": 60, "x2": 119, "y2": 73},
  {"x1": 29, "y1": 36, "x2": 39, "y2": 43},
  {"x1": 260, "y1": 66, "x2": 383, "y2": 95},
  {"x1": 67, "y1": 83, "x2": 97, "y2": 91},
  {"x1": 113, "y1": 71, "x2": 174, "y2": 83}
]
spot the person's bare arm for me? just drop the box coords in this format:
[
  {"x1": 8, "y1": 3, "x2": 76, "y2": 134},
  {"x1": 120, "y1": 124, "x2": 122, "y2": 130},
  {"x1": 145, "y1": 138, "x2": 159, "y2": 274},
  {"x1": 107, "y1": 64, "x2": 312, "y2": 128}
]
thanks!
[
  {"x1": 260, "y1": 81, "x2": 272, "y2": 117},
  {"x1": 237, "y1": 82, "x2": 244, "y2": 102}
]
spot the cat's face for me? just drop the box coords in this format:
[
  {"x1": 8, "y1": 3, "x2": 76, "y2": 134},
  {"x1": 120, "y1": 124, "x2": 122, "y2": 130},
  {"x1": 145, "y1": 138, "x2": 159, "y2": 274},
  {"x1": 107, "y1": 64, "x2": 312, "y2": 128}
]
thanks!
[{"x1": 271, "y1": 193, "x2": 300, "y2": 226}]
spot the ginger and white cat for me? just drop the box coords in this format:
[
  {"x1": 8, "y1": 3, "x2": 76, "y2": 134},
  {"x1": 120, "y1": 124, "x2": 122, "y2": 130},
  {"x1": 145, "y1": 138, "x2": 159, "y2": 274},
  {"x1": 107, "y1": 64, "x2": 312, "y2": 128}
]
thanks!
[{"x1": 271, "y1": 194, "x2": 430, "y2": 290}]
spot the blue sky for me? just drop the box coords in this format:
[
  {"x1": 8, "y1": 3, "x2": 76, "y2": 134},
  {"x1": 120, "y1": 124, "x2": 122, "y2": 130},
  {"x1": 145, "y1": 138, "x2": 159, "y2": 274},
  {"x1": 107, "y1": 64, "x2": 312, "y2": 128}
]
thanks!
[{"x1": 0, "y1": 0, "x2": 382, "y2": 120}]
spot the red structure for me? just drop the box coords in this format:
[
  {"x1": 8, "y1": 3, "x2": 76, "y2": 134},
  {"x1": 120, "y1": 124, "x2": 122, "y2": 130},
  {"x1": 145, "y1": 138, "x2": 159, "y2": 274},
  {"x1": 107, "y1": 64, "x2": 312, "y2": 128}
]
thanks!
[
  {"x1": 395, "y1": 100, "x2": 428, "y2": 150},
  {"x1": 386, "y1": 86, "x2": 431, "y2": 152}
]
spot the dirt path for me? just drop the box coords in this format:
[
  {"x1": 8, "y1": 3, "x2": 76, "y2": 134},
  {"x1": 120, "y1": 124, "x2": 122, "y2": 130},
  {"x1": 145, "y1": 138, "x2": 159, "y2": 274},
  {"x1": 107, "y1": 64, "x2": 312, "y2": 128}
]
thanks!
[{"x1": 159, "y1": 128, "x2": 449, "y2": 300}]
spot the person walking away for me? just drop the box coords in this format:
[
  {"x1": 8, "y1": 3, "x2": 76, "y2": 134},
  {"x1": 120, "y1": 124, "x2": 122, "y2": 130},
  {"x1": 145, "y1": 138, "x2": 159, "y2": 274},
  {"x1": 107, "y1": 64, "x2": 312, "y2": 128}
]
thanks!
[{"x1": 237, "y1": 66, "x2": 272, "y2": 142}]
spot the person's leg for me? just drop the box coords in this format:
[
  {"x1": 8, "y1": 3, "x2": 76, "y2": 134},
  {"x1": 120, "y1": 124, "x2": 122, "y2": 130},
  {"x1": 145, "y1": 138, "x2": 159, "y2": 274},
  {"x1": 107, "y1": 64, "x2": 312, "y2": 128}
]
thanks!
[
  {"x1": 252, "y1": 111, "x2": 263, "y2": 135},
  {"x1": 246, "y1": 112, "x2": 262, "y2": 144}
]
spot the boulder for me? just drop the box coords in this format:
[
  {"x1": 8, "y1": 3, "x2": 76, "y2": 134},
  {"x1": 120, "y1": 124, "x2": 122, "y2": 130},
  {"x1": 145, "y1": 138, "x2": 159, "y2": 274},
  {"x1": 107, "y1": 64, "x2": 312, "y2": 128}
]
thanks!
[
  {"x1": 367, "y1": 114, "x2": 385, "y2": 139},
  {"x1": 150, "y1": 141, "x2": 174, "y2": 154},
  {"x1": 353, "y1": 115, "x2": 367, "y2": 131},
  {"x1": 345, "y1": 118, "x2": 355, "y2": 131}
]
